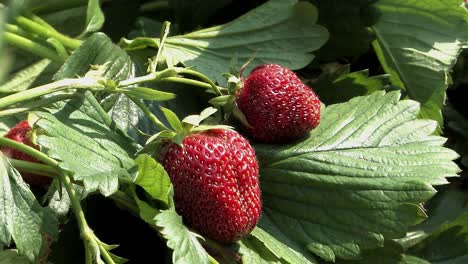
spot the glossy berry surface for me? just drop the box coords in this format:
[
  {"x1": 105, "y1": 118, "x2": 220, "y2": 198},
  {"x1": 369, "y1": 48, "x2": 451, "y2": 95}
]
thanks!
[
  {"x1": 159, "y1": 129, "x2": 261, "y2": 243},
  {"x1": 1, "y1": 121, "x2": 52, "y2": 186},
  {"x1": 236, "y1": 64, "x2": 321, "y2": 143}
]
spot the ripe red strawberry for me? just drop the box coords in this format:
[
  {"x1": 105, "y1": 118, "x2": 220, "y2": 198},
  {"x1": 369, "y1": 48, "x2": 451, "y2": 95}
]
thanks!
[
  {"x1": 1, "y1": 121, "x2": 52, "y2": 186},
  {"x1": 236, "y1": 64, "x2": 321, "y2": 143},
  {"x1": 159, "y1": 129, "x2": 261, "y2": 243}
]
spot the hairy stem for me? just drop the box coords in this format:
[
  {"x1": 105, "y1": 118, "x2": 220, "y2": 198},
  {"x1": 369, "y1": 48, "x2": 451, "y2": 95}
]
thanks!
[
  {"x1": 150, "y1": 21, "x2": 171, "y2": 72},
  {"x1": 0, "y1": 78, "x2": 105, "y2": 109},
  {"x1": 8, "y1": 158, "x2": 60, "y2": 177},
  {"x1": 0, "y1": 137, "x2": 60, "y2": 167},
  {"x1": 0, "y1": 93, "x2": 78, "y2": 117},
  {"x1": 178, "y1": 69, "x2": 222, "y2": 95},
  {"x1": 129, "y1": 96, "x2": 170, "y2": 131},
  {"x1": 159, "y1": 76, "x2": 226, "y2": 93}
]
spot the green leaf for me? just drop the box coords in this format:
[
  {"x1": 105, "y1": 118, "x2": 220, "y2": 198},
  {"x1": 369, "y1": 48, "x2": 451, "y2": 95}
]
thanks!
[
  {"x1": 310, "y1": 0, "x2": 381, "y2": 60},
  {"x1": 155, "y1": 208, "x2": 210, "y2": 264},
  {"x1": 398, "y1": 189, "x2": 468, "y2": 250},
  {"x1": 254, "y1": 91, "x2": 459, "y2": 261},
  {"x1": 238, "y1": 238, "x2": 282, "y2": 264},
  {"x1": 371, "y1": 0, "x2": 468, "y2": 126},
  {"x1": 311, "y1": 64, "x2": 391, "y2": 105},
  {"x1": 104, "y1": 93, "x2": 145, "y2": 142},
  {"x1": 444, "y1": 105, "x2": 468, "y2": 167},
  {"x1": 32, "y1": 92, "x2": 137, "y2": 196},
  {"x1": 0, "y1": 156, "x2": 59, "y2": 261},
  {"x1": 0, "y1": 250, "x2": 31, "y2": 264},
  {"x1": 168, "y1": 0, "x2": 232, "y2": 33},
  {"x1": 134, "y1": 154, "x2": 171, "y2": 205},
  {"x1": 83, "y1": 0, "x2": 104, "y2": 34},
  {"x1": 54, "y1": 32, "x2": 134, "y2": 81},
  {"x1": 160, "y1": 106, "x2": 182, "y2": 131},
  {"x1": 0, "y1": 59, "x2": 59, "y2": 94},
  {"x1": 121, "y1": 0, "x2": 328, "y2": 83},
  {"x1": 408, "y1": 212, "x2": 468, "y2": 263},
  {"x1": 27, "y1": 0, "x2": 88, "y2": 37},
  {"x1": 121, "y1": 87, "x2": 176, "y2": 101},
  {"x1": 243, "y1": 227, "x2": 315, "y2": 264}
]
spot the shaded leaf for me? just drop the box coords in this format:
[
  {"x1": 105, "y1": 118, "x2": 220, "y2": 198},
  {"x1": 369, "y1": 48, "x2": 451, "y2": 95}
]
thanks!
[
  {"x1": 0, "y1": 250, "x2": 31, "y2": 264},
  {"x1": 0, "y1": 59, "x2": 59, "y2": 94},
  {"x1": 168, "y1": 0, "x2": 232, "y2": 33},
  {"x1": 311, "y1": 64, "x2": 391, "y2": 105},
  {"x1": 310, "y1": 0, "x2": 381, "y2": 60},
  {"x1": 408, "y1": 213, "x2": 468, "y2": 263},
  {"x1": 371, "y1": 0, "x2": 468, "y2": 126},
  {"x1": 0, "y1": 156, "x2": 59, "y2": 261}
]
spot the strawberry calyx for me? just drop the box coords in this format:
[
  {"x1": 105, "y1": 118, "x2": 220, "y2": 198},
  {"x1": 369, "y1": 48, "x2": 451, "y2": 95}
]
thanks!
[
  {"x1": 143, "y1": 107, "x2": 232, "y2": 154},
  {"x1": 208, "y1": 73, "x2": 253, "y2": 128}
]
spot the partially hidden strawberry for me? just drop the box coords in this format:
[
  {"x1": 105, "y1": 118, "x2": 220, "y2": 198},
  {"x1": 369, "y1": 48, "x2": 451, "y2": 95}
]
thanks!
[
  {"x1": 159, "y1": 129, "x2": 261, "y2": 243},
  {"x1": 236, "y1": 64, "x2": 321, "y2": 143},
  {"x1": 1, "y1": 120, "x2": 52, "y2": 186}
]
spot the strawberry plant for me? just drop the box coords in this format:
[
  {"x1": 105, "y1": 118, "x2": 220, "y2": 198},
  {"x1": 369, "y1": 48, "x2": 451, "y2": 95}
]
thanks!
[{"x1": 0, "y1": 0, "x2": 467, "y2": 263}]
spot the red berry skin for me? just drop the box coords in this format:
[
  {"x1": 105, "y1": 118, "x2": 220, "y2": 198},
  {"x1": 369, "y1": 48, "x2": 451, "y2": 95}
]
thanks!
[
  {"x1": 1, "y1": 121, "x2": 52, "y2": 186},
  {"x1": 159, "y1": 129, "x2": 261, "y2": 243},
  {"x1": 236, "y1": 64, "x2": 321, "y2": 143}
]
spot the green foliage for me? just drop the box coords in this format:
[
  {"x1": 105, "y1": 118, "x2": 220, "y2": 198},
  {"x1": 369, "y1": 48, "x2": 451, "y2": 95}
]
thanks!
[
  {"x1": 121, "y1": 0, "x2": 329, "y2": 83},
  {"x1": 311, "y1": 64, "x2": 390, "y2": 105},
  {"x1": 155, "y1": 208, "x2": 211, "y2": 264},
  {"x1": 134, "y1": 154, "x2": 171, "y2": 205},
  {"x1": 310, "y1": 0, "x2": 381, "y2": 60},
  {"x1": 372, "y1": 0, "x2": 468, "y2": 127},
  {"x1": 254, "y1": 91, "x2": 459, "y2": 261},
  {"x1": 168, "y1": 0, "x2": 232, "y2": 33},
  {"x1": 243, "y1": 227, "x2": 314, "y2": 264},
  {"x1": 1, "y1": 0, "x2": 468, "y2": 262},
  {"x1": 54, "y1": 33, "x2": 133, "y2": 80},
  {"x1": 0, "y1": 156, "x2": 58, "y2": 261},
  {"x1": 32, "y1": 92, "x2": 137, "y2": 196},
  {"x1": 0, "y1": 250, "x2": 31, "y2": 264},
  {"x1": 408, "y1": 213, "x2": 468, "y2": 263},
  {"x1": 83, "y1": 0, "x2": 104, "y2": 35},
  {"x1": 0, "y1": 59, "x2": 58, "y2": 93}
]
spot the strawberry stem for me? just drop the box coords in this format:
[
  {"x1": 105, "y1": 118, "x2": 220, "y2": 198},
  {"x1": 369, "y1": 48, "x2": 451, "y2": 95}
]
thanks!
[
  {"x1": 14, "y1": 16, "x2": 82, "y2": 50},
  {"x1": 128, "y1": 96, "x2": 171, "y2": 131},
  {"x1": 177, "y1": 69, "x2": 222, "y2": 95},
  {"x1": 159, "y1": 77, "x2": 226, "y2": 93},
  {"x1": 8, "y1": 158, "x2": 60, "y2": 177},
  {"x1": 3, "y1": 32, "x2": 64, "y2": 63},
  {"x1": 0, "y1": 78, "x2": 105, "y2": 110},
  {"x1": 149, "y1": 21, "x2": 171, "y2": 72},
  {"x1": 0, "y1": 93, "x2": 78, "y2": 117},
  {"x1": 0, "y1": 137, "x2": 61, "y2": 167}
]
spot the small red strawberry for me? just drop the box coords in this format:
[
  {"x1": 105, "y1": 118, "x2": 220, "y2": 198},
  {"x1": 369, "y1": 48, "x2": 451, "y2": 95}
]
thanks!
[
  {"x1": 236, "y1": 64, "x2": 321, "y2": 143},
  {"x1": 1, "y1": 120, "x2": 52, "y2": 186},
  {"x1": 159, "y1": 129, "x2": 261, "y2": 243}
]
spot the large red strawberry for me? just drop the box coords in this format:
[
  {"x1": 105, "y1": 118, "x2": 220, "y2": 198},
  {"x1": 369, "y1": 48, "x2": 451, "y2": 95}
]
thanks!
[
  {"x1": 1, "y1": 121, "x2": 52, "y2": 186},
  {"x1": 236, "y1": 64, "x2": 321, "y2": 143},
  {"x1": 159, "y1": 129, "x2": 261, "y2": 243}
]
